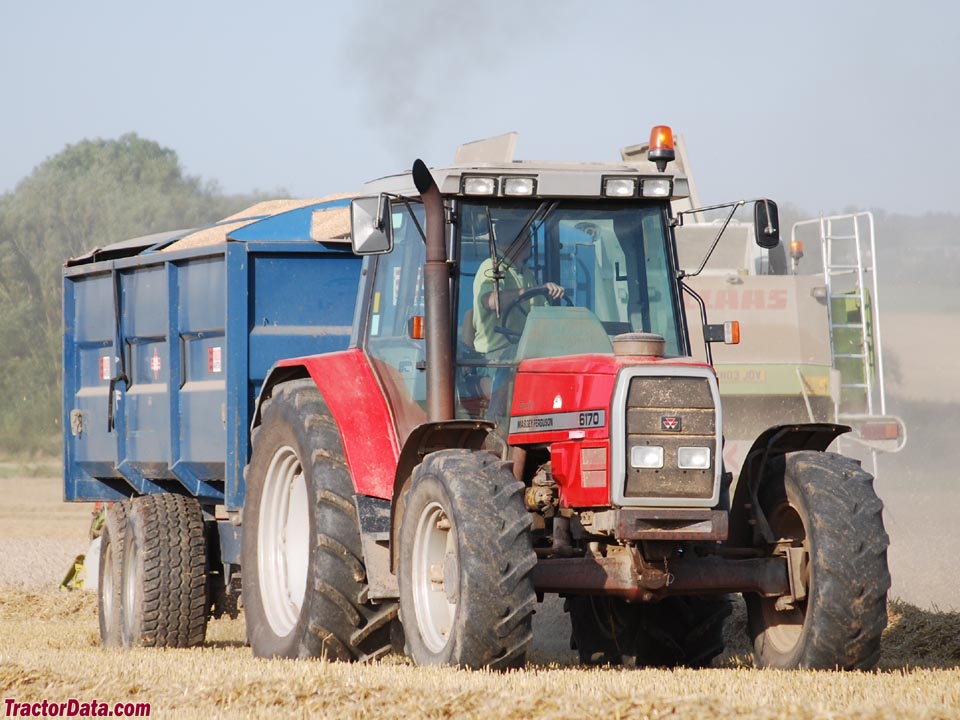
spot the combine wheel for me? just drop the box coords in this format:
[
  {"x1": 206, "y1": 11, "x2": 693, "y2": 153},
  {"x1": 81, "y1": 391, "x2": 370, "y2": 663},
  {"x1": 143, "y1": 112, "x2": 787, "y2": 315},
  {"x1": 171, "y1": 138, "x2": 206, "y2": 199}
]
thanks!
[
  {"x1": 242, "y1": 380, "x2": 395, "y2": 661},
  {"x1": 745, "y1": 451, "x2": 890, "y2": 669},
  {"x1": 120, "y1": 493, "x2": 208, "y2": 647},
  {"x1": 567, "y1": 595, "x2": 729, "y2": 667},
  {"x1": 397, "y1": 449, "x2": 537, "y2": 669},
  {"x1": 98, "y1": 500, "x2": 130, "y2": 646}
]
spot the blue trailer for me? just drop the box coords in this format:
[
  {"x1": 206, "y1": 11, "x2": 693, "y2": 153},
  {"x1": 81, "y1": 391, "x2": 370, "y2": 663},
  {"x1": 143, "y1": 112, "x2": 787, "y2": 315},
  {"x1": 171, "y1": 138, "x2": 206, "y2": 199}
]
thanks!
[{"x1": 63, "y1": 199, "x2": 362, "y2": 644}]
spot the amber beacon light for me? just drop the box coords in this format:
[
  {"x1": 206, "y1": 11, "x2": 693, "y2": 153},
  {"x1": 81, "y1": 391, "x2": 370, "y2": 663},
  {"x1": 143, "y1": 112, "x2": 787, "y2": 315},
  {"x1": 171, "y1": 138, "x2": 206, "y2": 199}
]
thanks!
[{"x1": 648, "y1": 125, "x2": 676, "y2": 172}]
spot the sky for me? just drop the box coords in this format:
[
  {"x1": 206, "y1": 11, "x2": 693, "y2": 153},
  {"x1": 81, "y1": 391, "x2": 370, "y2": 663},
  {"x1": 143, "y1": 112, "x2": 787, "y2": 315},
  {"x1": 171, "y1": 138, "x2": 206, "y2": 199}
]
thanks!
[{"x1": 1, "y1": 1, "x2": 958, "y2": 215}]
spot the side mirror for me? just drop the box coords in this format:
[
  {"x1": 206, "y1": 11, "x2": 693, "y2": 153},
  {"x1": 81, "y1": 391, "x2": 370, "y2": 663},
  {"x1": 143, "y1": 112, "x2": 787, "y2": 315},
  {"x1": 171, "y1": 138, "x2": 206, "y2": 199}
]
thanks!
[
  {"x1": 753, "y1": 199, "x2": 780, "y2": 249},
  {"x1": 350, "y1": 195, "x2": 393, "y2": 255}
]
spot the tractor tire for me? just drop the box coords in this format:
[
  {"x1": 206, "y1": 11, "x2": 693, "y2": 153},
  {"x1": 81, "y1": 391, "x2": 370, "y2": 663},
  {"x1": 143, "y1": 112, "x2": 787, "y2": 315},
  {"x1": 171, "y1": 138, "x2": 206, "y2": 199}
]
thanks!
[
  {"x1": 242, "y1": 380, "x2": 395, "y2": 661},
  {"x1": 98, "y1": 500, "x2": 130, "y2": 647},
  {"x1": 397, "y1": 449, "x2": 537, "y2": 669},
  {"x1": 567, "y1": 594, "x2": 730, "y2": 667},
  {"x1": 120, "y1": 493, "x2": 208, "y2": 647},
  {"x1": 745, "y1": 451, "x2": 890, "y2": 669}
]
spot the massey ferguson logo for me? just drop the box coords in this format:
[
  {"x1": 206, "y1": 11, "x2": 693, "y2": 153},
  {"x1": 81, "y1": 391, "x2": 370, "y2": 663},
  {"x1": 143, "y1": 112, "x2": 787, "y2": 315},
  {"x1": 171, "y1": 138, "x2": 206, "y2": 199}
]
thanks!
[{"x1": 661, "y1": 416, "x2": 682, "y2": 432}]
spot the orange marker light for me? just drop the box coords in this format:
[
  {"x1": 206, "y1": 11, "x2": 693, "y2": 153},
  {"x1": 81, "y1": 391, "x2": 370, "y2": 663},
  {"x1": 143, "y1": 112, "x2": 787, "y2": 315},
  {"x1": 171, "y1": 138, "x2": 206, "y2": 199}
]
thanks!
[
  {"x1": 409, "y1": 315, "x2": 424, "y2": 340},
  {"x1": 648, "y1": 125, "x2": 676, "y2": 172},
  {"x1": 724, "y1": 321, "x2": 740, "y2": 345},
  {"x1": 649, "y1": 125, "x2": 675, "y2": 152},
  {"x1": 790, "y1": 240, "x2": 804, "y2": 259}
]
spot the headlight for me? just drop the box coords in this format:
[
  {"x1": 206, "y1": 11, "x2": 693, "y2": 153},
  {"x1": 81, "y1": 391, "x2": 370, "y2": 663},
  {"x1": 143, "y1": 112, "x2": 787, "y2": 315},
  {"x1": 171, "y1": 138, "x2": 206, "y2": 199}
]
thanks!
[
  {"x1": 503, "y1": 177, "x2": 536, "y2": 196},
  {"x1": 640, "y1": 178, "x2": 673, "y2": 197},
  {"x1": 603, "y1": 177, "x2": 637, "y2": 197},
  {"x1": 630, "y1": 445, "x2": 664, "y2": 469},
  {"x1": 461, "y1": 176, "x2": 497, "y2": 196},
  {"x1": 677, "y1": 446, "x2": 711, "y2": 470}
]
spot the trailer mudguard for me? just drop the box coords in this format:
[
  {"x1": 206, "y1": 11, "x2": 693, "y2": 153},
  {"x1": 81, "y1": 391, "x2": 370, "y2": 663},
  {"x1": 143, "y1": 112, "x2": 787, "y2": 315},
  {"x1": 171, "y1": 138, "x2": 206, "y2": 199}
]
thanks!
[
  {"x1": 727, "y1": 423, "x2": 850, "y2": 547},
  {"x1": 256, "y1": 349, "x2": 400, "y2": 499}
]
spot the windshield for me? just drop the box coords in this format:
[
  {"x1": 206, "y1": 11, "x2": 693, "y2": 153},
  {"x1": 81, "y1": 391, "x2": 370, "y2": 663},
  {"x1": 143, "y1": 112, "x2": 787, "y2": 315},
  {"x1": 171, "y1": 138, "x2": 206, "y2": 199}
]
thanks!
[{"x1": 457, "y1": 200, "x2": 683, "y2": 361}]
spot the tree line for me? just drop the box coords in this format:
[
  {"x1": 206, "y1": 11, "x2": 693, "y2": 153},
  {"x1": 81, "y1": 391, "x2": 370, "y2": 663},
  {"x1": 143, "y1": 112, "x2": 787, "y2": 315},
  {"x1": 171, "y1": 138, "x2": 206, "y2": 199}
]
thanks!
[{"x1": 0, "y1": 134, "x2": 263, "y2": 455}]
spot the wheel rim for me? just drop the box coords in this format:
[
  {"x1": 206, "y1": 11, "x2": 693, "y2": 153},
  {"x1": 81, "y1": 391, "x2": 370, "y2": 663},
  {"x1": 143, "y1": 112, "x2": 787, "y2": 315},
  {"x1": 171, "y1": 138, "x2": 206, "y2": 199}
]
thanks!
[
  {"x1": 759, "y1": 498, "x2": 808, "y2": 654},
  {"x1": 122, "y1": 529, "x2": 138, "y2": 642},
  {"x1": 411, "y1": 501, "x2": 459, "y2": 653},
  {"x1": 102, "y1": 538, "x2": 115, "y2": 627},
  {"x1": 258, "y1": 445, "x2": 310, "y2": 637}
]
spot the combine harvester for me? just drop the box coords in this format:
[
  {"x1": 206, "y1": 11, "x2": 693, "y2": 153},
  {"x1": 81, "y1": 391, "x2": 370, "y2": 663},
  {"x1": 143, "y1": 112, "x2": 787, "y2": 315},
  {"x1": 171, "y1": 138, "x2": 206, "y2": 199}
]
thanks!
[{"x1": 64, "y1": 128, "x2": 891, "y2": 670}]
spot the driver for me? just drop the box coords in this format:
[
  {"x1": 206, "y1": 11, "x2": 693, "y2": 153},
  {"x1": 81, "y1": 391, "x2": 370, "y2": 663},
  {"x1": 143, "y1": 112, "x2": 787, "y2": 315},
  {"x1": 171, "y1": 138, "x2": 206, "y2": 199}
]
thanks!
[{"x1": 472, "y1": 225, "x2": 564, "y2": 359}]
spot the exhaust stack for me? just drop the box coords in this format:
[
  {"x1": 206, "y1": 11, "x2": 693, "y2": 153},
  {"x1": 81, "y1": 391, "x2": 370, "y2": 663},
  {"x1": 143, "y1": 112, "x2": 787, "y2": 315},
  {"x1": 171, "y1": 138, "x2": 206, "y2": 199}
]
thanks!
[{"x1": 412, "y1": 160, "x2": 454, "y2": 422}]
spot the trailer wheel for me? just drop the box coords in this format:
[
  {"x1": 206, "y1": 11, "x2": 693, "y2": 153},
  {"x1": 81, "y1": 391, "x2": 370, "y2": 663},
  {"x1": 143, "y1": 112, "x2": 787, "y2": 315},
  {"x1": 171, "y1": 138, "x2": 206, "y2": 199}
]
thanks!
[
  {"x1": 120, "y1": 493, "x2": 208, "y2": 647},
  {"x1": 745, "y1": 451, "x2": 890, "y2": 669},
  {"x1": 98, "y1": 500, "x2": 130, "y2": 647},
  {"x1": 567, "y1": 595, "x2": 730, "y2": 667},
  {"x1": 242, "y1": 380, "x2": 395, "y2": 661},
  {"x1": 397, "y1": 449, "x2": 536, "y2": 669}
]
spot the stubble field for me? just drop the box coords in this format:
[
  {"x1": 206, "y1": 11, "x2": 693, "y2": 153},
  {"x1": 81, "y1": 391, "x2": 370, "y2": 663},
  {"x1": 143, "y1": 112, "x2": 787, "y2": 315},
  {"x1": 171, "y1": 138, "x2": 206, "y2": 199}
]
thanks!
[{"x1": 1, "y1": 469, "x2": 959, "y2": 719}]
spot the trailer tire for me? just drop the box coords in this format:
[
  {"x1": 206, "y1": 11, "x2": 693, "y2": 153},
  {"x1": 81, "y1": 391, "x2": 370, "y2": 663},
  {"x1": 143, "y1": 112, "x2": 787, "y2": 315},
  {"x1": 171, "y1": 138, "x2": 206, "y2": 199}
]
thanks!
[
  {"x1": 98, "y1": 500, "x2": 130, "y2": 647},
  {"x1": 567, "y1": 594, "x2": 730, "y2": 667},
  {"x1": 242, "y1": 380, "x2": 395, "y2": 661},
  {"x1": 397, "y1": 449, "x2": 536, "y2": 669},
  {"x1": 745, "y1": 451, "x2": 890, "y2": 669},
  {"x1": 120, "y1": 493, "x2": 208, "y2": 647}
]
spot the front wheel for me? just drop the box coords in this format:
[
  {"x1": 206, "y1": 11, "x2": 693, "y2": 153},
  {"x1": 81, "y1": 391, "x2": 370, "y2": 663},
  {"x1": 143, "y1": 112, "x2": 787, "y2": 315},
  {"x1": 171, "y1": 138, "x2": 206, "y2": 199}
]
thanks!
[
  {"x1": 398, "y1": 450, "x2": 537, "y2": 669},
  {"x1": 745, "y1": 451, "x2": 890, "y2": 669}
]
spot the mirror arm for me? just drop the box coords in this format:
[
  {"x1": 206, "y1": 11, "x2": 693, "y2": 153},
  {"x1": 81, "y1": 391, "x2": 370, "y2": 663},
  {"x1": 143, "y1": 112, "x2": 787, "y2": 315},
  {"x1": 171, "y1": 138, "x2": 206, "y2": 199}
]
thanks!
[
  {"x1": 680, "y1": 282, "x2": 712, "y2": 367},
  {"x1": 683, "y1": 201, "x2": 744, "y2": 279}
]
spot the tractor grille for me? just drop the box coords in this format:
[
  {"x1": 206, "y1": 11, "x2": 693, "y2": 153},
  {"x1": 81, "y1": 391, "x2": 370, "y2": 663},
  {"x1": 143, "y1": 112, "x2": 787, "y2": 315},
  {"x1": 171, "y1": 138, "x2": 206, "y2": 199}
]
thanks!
[{"x1": 623, "y1": 376, "x2": 717, "y2": 501}]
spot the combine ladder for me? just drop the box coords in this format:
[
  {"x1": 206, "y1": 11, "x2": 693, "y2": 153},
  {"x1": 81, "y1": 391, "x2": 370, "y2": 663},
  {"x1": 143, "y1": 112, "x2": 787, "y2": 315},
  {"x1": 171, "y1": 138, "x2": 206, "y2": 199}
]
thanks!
[{"x1": 792, "y1": 212, "x2": 890, "y2": 472}]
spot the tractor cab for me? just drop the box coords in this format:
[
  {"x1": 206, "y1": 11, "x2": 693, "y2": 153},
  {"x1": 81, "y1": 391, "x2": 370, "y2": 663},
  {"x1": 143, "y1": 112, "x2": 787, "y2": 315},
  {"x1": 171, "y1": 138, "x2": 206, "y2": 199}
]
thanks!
[{"x1": 352, "y1": 128, "x2": 707, "y2": 446}]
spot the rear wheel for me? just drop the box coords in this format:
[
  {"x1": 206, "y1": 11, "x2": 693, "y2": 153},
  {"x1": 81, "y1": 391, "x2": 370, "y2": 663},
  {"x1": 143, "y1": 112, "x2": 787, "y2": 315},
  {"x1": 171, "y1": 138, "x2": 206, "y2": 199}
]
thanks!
[
  {"x1": 98, "y1": 500, "x2": 130, "y2": 646},
  {"x1": 745, "y1": 451, "x2": 890, "y2": 669},
  {"x1": 242, "y1": 380, "x2": 395, "y2": 661},
  {"x1": 398, "y1": 449, "x2": 536, "y2": 668},
  {"x1": 567, "y1": 594, "x2": 729, "y2": 667},
  {"x1": 120, "y1": 493, "x2": 208, "y2": 647}
]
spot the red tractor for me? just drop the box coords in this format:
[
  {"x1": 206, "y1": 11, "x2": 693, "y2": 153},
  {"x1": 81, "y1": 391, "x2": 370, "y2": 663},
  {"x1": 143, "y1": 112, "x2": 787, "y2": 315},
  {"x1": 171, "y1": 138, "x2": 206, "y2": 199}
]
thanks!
[{"x1": 241, "y1": 127, "x2": 890, "y2": 669}]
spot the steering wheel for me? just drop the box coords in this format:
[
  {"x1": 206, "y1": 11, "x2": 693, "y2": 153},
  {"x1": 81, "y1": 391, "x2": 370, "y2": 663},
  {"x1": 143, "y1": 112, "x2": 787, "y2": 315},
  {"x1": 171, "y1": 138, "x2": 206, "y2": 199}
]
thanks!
[{"x1": 496, "y1": 286, "x2": 573, "y2": 343}]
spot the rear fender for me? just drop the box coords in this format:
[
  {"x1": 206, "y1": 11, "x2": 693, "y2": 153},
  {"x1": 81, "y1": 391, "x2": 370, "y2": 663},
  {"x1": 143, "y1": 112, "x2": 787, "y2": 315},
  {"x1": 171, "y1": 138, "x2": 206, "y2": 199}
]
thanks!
[
  {"x1": 253, "y1": 350, "x2": 401, "y2": 499},
  {"x1": 727, "y1": 423, "x2": 850, "y2": 547},
  {"x1": 388, "y1": 420, "x2": 494, "y2": 570}
]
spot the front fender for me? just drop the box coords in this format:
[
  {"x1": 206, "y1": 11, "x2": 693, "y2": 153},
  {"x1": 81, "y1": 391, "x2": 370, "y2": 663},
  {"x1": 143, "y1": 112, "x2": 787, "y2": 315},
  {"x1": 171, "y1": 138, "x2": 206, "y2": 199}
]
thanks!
[
  {"x1": 389, "y1": 420, "x2": 495, "y2": 570},
  {"x1": 727, "y1": 423, "x2": 850, "y2": 547}
]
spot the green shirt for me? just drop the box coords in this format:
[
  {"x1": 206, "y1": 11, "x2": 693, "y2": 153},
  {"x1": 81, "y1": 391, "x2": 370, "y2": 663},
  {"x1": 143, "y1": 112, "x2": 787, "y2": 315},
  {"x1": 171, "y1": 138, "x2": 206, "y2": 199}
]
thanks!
[{"x1": 472, "y1": 257, "x2": 544, "y2": 355}]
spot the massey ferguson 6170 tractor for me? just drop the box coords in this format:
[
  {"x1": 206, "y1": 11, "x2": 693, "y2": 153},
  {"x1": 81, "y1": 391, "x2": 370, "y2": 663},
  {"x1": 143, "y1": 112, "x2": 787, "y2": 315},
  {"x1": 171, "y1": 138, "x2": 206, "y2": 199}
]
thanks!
[{"x1": 240, "y1": 127, "x2": 889, "y2": 669}]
